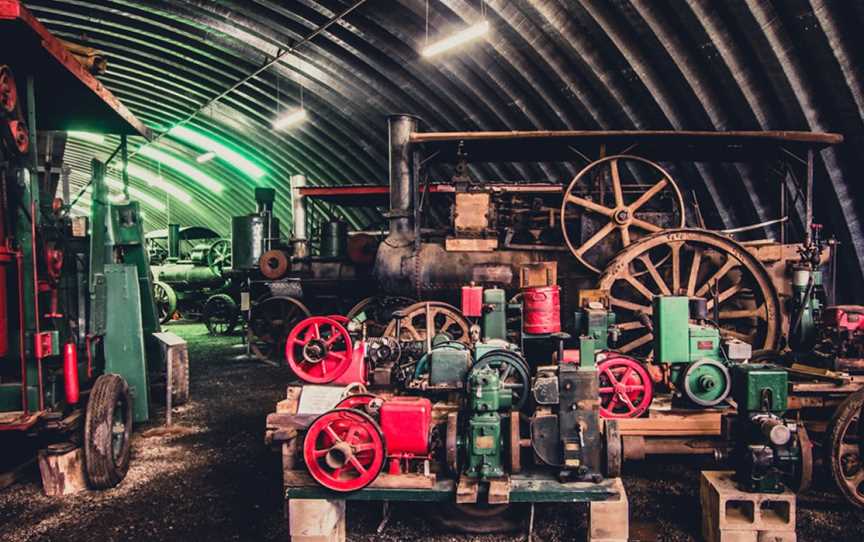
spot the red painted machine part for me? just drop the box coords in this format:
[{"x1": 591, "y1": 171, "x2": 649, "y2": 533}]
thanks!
[
  {"x1": 824, "y1": 305, "x2": 864, "y2": 332},
  {"x1": 379, "y1": 396, "x2": 432, "y2": 457},
  {"x1": 285, "y1": 316, "x2": 353, "y2": 384},
  {"x1": 597, "y1": 354, "x2": 654, "y2": 419},
  {"x1": 328, "y1": 342, "x2": 368, "y2": 387},
  {"x1": 0, "y1": 256, "x2": 8, "y2": 357},
  {"x1": 63, "y1": 343, "x2": 79, "y2": 404},
  {"x1": 461, "y1": 286, "x2": 483, "y2": 318},
  {"x1": 522, "y1": 285, "x2": 561, "y2": 334},
  {"x1": 335, "y1": 393, "x2": 376, "y2": 410},
  {"x1": 303, "y1": 408, "x2": 385, "y2": 492}
]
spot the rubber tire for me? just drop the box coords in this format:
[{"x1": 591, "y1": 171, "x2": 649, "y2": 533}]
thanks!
[
  {"x1": 827, "y1": 389, "x2": 864, "y2": 509},
  {"x1": 84, "y1": 374, "x2": 133, "y2": 489}
]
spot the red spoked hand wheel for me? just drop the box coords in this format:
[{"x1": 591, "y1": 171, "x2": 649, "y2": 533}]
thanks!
[
  {"x1": 286, "y1": 316, "x2": 353, "y2": 384},
  {"x1": 327, "y1": 314, "x2": 350, "y2": 326},
  {"x1": 597, "y1": 353, "x2": 653, "y2": 419},
  {"x1": 303, "y1": 408, "x2": 386, "y2": 492}
]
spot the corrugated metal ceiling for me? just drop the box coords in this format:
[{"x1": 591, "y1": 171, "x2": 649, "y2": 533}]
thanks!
[{"x1": 24, "y1": 0, "x2": 864, "y2": 296}]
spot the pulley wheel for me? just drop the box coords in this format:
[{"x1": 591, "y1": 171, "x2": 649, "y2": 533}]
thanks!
[
  {"x1": 4, "y1": 119, "x2": 28, "y2": 154},
  {"x1": 285, "y1": 316, "x2": 353, "y2": 384},
  {"x1": 473, "y1": 350, "x2": 531, "y2": 410},
  {"x1": 681, "y1": 359, "x2": 731, "y2": 407},
  {"x1": 259, "y1": 249, "x2": 290, "y2": 279},
  {"x1": 303, "y1": 408, "x2": 385, "y2": 492},
  {"x1": 597, "y1": 353, "x2": 653, "y2": 418},
  {"x1": 346, "y1": 296, "x2": 416, "y2": 337}
]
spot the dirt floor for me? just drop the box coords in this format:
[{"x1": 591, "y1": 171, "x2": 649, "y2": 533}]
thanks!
[{"x1": 1, "y1": 322, "x2": 862, "y2": 541}]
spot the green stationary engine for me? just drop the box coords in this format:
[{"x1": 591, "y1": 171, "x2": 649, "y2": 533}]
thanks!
[
  {"x1": 653, "y1": 296, "x2": 750, "y2": 406},
  {"x1": 464, "y1": 366, "x2": 512, "y2": 479},
  {"x1": 728, "y1": 364, "x2": 803, "y2": 493}
]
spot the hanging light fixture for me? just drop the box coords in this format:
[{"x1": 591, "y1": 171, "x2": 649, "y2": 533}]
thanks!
[
  {"x1": 272, "y1": 61, "x2": 307, "y2": 131},
  {"x1": 422, "y1": 20, "x2": 489, "y2": 57},
  {"x1": 422, "y1": 0, "x2": 489, "y2": 58},
  {"x1": 196, "y1": 151, "x2": 217, "y2": 164}
]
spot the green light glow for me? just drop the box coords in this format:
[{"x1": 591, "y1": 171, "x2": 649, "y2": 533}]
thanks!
[
  {"x1": 169, "y1": 125, "x2": 265, "y2": 180},
  {"x1": 106, "y1": 178, "x2": 167, "y2": 211},
  {"x1": 138, "y1": 146, "x2": 224, "y2": 193},
  {"x1": 68, "y1": 131, "x2": 106, "y2": 144},
  {"x1": 125, "y1": 163, "x2": 193, "y2": 204}
]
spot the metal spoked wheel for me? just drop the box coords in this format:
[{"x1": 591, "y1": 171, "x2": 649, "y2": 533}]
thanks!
[
  {"x1": 249, "y1": 296, "x2": 311, "y2": 360},
  {"x1": 383, "y1": 301, "x2": 471, "y2": 344},
  {"x1": 206, "y1": 239, "x2": 232, "y2": 275},
  {"x1": 303, "y1": 408, "x2": 386, "y2": 492},
  {"x1": 827, "y1": 389, "x2": 864, "y2": 509},
  {"x1": 152, "y1": 281, "x2": 177, "y2": 324},
  {"x1": 597, "y1": 229, "x2": 781, "y2": 359},
  {"x1": 285, "y1": 316, "x2": 353, "y2": 384},
  {"x1": 597, "y1": 353, "x2": 654, "y2": 418},
  {"x1": 561, "y1": 155, "x2": 685, "y2": 273},
  {"x1": 346, "y1": 296, "x2": 416, "y2": 337},
  {"x1": 202, "y1": 294, "x2": 239, "y2": 335}
]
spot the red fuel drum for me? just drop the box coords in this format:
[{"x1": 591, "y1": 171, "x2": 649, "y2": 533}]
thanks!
[
  {"x1": 523, "y1": 285, "x2": 561, "y2": 334},
  {"x1": 461, "y1": 285, "x2": 483, "y2": 318},
  {"x1": 379, "y1": 396, "x2": 432, "y2": 456}
]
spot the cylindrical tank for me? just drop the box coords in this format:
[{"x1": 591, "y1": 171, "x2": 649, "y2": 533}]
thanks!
[
  {"x1": 320, "y1": 220, "x2": 348, "y2": 259},
  {"x1": 290, "y1": 174, "x2": 308, "y2": 259},
  {"x1": 232, "y1": 188, "x2": 280, "y2": 270},
  {"x1": 167, "y1": 223, "x2": 180, "y2": 259},
  {"x1": 523, "y1": 285, "x2": 561, "y2": 334},
  {"x1": 374, "y1": 241, "x2": 541, "y2": 297},
  {"x1": 231, "y1": 215, "x2": 280, "y2": 271}
]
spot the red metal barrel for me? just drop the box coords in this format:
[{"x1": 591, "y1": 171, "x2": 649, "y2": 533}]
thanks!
[{"x1": 523, "y1": 285, "x2": 561, "y2": 334}]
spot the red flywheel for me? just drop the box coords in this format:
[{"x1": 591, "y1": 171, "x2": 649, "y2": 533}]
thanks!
[
  {"x1": 597, "y1": 353, "x2": 653, "y2": 419},
  {"x1": 0, "y1": 66, "x2": 17, "y2": 114},
  {"x1": 303, "y1": 408, "x2": 386, "y2": 492},
  {"x1": 285, "y1": 316, "x2": 353, "y2": 384}
]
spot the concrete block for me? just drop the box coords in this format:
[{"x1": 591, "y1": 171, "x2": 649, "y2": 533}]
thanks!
[
  {"x1": 288, "y1": 499, "x2": 345, "y2": 542},
  {"x1": 589, "y1": 477, "x2": 629, "y2": 542}
]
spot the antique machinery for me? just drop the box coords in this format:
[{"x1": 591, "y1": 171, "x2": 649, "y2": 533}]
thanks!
[
  {"x1": 727, "y1": 364, "x2": 805, "y2": 493},
  {"x1": 597, "y1": 229, "x2": 782, "y2": 359},
  {"x1": 0, "y1": 2, "x2": 168, "y2": 491},
  {"x1": 462, "y1": 366, "x2": 511, "y2": 480},
  {"x1": 302, "y1": 395, "x2": 433, "y2": 492},
  {"x1": 150, "y1": 224, "x2": 234, "y2": 330},
  {"x1": 788, "y1": 223, "x2": 826, "y2": 353}
]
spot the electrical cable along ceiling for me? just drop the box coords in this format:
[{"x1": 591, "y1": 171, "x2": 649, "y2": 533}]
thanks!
[{"x1": 24, "y1": 0, "x2": 864, "y2": 297}]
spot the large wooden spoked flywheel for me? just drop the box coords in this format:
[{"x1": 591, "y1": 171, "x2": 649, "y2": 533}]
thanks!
[
  {"x1": 597, "y1": 229, "x2": 781, "y2": 359},
  {"x1": 561, "y1": 155, "x2": 685, "y2": 273},
  {"x1": 383, "y1": 301, "x2": 471, "y2": 344}
]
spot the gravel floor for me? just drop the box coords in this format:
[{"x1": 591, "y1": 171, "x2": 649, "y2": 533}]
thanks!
[{"x1": 0, "y1": 323, "x2": 862, "y2": 541}]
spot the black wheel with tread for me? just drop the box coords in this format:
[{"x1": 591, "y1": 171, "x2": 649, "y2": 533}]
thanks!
[
  {"x1": 84, "y1": 374, "x2": 133, "y2": 489},
  {"x1": 827, "y1": 389, "x2": 864, "y2": 509}
]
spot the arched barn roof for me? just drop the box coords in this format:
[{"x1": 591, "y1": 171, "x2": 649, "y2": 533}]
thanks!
[{"x1": 27, "y1": 0, "x2": 864, "y2": 297}]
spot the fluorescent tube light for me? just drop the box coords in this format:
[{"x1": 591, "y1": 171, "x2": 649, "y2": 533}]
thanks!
[
  {"x1": 422, "y1": 20, "x2": 489, "y2": 58},
  {"x1": 196, "y1": 151, "x2": 217, "y2": 164},
  {"x1": 272, "y1": 108, "x2": 307, "y2": 130},
  {"x1": 169, "y1": 125, "x2": 266, "y2": 179},
  {"x1": 67, "y1": 131, "x2": 105, "y2": 144}
]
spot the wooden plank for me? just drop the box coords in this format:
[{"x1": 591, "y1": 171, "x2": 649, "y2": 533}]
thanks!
[
  {"x1": 284, "y1": 470, "x2": 436, "y2": 490},
  {"x1": 617, "y1": 412, "x2": 723, "y2": 436}
]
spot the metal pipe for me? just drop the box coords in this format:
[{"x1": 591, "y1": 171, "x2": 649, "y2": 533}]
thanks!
[
  {"x1": 290, "y1": 174, "x2": 308, "y2": 259},
  {"x1": 387, "y1": 115, "x2": 420, "y2": 238},
  {"x1": 167, "y1": 224, "x2": 180, "y2": 259},
  {"x1": 805, "y1": 149, "x2": 814, "y2": 245}
]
